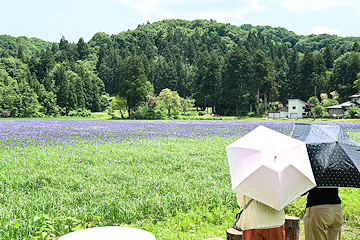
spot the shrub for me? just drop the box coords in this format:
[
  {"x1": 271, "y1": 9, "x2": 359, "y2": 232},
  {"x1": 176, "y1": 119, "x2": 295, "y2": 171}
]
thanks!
[
  {"x1": 0, "y1": 109, "x2": 11, "y2": 117},
  {"x1": 247, "y1": 112, "x2": 255, "y2": 117},
  {"x1": 347, "y1": 106, "x2": 359, "y2": 119},
  {"x1": 100, "y1": 94, "x2": 110, "y2": 112},
  {"x1": 68, "y1": 108, "x2": 91, "y2": 117},
  {"x1": 131, "y1": 105, "x2": 157, "y2": 119}
]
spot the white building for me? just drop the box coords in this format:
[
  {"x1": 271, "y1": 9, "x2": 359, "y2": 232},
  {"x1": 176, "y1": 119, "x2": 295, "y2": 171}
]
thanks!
[
  {"x1": 268, "y1": 99, "x2": 307, "y2": 119},
  {"x1": 268, "y1": 106, "x2": 288, "y2": 119},
  {"x1": 288, "y1": 99, "x2": 307, "y2": 119}
]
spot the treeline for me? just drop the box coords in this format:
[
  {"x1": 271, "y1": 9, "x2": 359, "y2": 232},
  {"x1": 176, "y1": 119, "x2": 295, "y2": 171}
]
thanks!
[
  {"x1": 1, "y1": 19, "x2": 360, "y2": 117},
  {"x1": 0, "y1": 40, "x2": 105, "y2": 117}
]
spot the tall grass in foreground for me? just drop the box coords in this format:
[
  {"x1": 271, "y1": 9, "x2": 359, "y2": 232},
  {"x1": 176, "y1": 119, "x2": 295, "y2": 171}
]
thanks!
[
  {"x1": 0, "y1": 135, "x2": 237, "y2": 239},
  {"x1": 0, "y1": 120, "x2": 359, "y2": 239}
]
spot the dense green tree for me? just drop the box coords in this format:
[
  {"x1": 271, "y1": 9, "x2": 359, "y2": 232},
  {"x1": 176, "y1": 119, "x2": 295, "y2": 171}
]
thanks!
[
  {"x1": 59, "y1": 36, "x2": 69, "y2": 51},
  {"x1": 108, "y1": 95, "x2": 127, "y2": 118},
  {"x1": 76, "y1": 37, "x2": 89, "y2": 60},
  {"x1": 118, "y1": 54, "x2": 153, "y2": 117},
  {"x1": 39, "y1": 89, "x2": 57, "y2": 115},
  {"x1": 52, "y1": 64, "x2": 69, "y2": 109},
  {"x1": 157, "y1": 88, "x2": 181, "y2": 117},
  {"x1": 51, "y1": 42, "x2": 59, "y2": 54},
  {"x1": 17, "y1": 46, "x2": 25, "y2": 62},
  {"x1": 180, "y1": 96, "x2": 195, "y2": 114},
  {"x1": 88, "y1": 32, "x2": 111, "y2": 49},
  {"x1": 151, "y1": 56, "x2": 167, "y2": 94},
  {"x1": 287, "y1": 46, "x2": 301, "y2": 99},
  {"x1": 314, "y1": 54, "x2": 328, "y2": 92},
  {"x1": 17, "y1": 77, "x2": 40, "y2": 117},
  {"x1": 299, "y1": 47, "x2": 316, "y2": 101},
  {"x1": 220, "y1": 45, "x2": 252, "y2": 115},
  {"x1": 0, "y1": 69, "x2": 20, "y2": 117},
  {"x1": 20, "y1": 70, "x2": 57, "y2": 116},
  {"x1": 75, "y1": 65, "x2": 101, "y2": 112},
  {"x1": 67, "y1": 71, "x2": 82, "y2": 110},
  {"x1": 37, "y1": 48, "x2": 56, "y2": 81},
  {"x1": 194, "y1": 51, "x2": 221, "y2": 112},
  {"x1": 252, "y1": 49, "x2": 277, "y2": 115},
  {"x1": 0, "y1": 51, "x2": 8, "y2": 58},
  {"x1": 96, "y1": 43, "x2": 121, "y2": 95},
  {"x1": 274, "y1": 56, "x2": 289, "y2": 103},
  {"x1": 58, "y1": 36, "x2": 78, "y2": 62},
  {"x1": 0, "y1": 57, "x2": 28, "y2": 79},
  {"x1": 322, "y1": 44, "x2": 336, "y2": 70},
  {"x1": 308, "y1": 96, "x2": 329, "y2": 117},
  {"x1": 331, "y1": 52, "x2": 360, "y2": 102},
  {"x1": 164, "y1": 60, "x2": 178, "y2": 91},
  {"x1": 174, "y1": 60, "x2": 193, "y2": 98},
  {"x1": 194, "y1": 51, "x2": 210, "y2": 110},
  {"x1": 352, "y1": 41, "x2": 360, "y2": 52}
]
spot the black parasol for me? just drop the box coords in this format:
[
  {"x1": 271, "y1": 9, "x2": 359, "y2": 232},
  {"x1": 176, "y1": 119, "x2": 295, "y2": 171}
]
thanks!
[{"x1": 291, "y1": 123, "x2": 360, "y2": 188}]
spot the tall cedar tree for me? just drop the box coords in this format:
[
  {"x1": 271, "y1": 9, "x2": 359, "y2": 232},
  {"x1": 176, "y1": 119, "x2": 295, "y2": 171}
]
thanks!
[
  {"x1": 175, "y1": 60, "x2": 192, "y2": 98},
  {"x1": 118, "y1": 54, "x2": 153, "y2": 117},
  {"x1": 221, "y1": 45, "x2": 252, "y2": 116},
  {"x1": 53, "y1": 64, "x2": 69, "y2": 109},
  {"x1": 314, "y1": 54, "x2": 328, "y2": 93},
  {"x1": 299, "y1": 47, "x2": 316, "y2": 101},
  {"x1": 17, "y1": 46, "x2": 25, "y2": 62},
  {"x1": 67, "y1": 71, "x2": 81, "y2": 110},
  {"x1": 252, "y1": 49, "x2": 277, "y2": 115},
  {"x1": 274, "y1": 56, "x2": 289, "y2": 104},
  {"x1": 97, "y1": 44, "x2": 121, "y2": 95},
  {"x1": 194, "y1": 51, "x2": 221, "y2": 111},
  {"x1": 207, "y1": 52, "x2": 222, "y2": 113},
  {"x1": 76, "y1": 37, "x2": 89, "y2": 60},
  {"x1": 323, "y1": 44, "x2": 336, "y2": 70},
  {"x1": 194, "y1": 51, "x2": 210, "y2": 110},
  {"x1": 287, "y1": 46, "x2": 301, "y2": 99},
  {"x1": 38, "y1": 48, "x2": 56, "y2": 81},
  {"x1": 76, "y1": 66, "x2": 101, "y2": 112},
  {"x1": 352, "y1": 42, "x2": 360, "y2": 52}
]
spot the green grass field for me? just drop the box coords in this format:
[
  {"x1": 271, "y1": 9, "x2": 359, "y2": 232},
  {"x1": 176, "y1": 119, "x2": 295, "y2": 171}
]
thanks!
[{"x1": 0, "y1": 119, "x2": 359, "y2": 239}]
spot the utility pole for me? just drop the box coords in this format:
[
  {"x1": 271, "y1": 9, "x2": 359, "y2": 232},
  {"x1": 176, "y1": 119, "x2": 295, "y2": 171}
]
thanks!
[
  {"x1": 314, "y1": 86, "x2": 316, "y2": 120},
  {"x1": 264, "y1": 93, "x2": 267, "y2": 113}
]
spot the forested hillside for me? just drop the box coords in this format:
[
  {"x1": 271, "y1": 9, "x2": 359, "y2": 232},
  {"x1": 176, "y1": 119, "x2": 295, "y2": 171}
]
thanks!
[{"x1": 1, "y1": 19, "x2": 360, "y2": 117}]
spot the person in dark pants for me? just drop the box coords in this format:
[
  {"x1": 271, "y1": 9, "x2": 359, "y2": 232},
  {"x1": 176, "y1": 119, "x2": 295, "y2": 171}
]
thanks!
[{"x1": 303, "y1": 187, "x2": 343, "y2": 240}]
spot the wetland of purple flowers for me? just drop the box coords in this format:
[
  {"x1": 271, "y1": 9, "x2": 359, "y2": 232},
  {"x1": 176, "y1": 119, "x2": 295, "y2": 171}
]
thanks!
[
  {"x1": 2, "y1": 120, "x2": 360, "y2": 150},
  {"x1": 2, "y1": 120, "x2": 360, "y2": 168}
]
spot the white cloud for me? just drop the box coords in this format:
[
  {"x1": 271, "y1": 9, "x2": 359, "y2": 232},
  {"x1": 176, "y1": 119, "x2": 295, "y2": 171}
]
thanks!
[
  {"x1": 308, "y1": 26, "x2": 341, "y2": 36},
  {"x1": 277, "y1": 0, "x2": 360, "y2": 13},
  {"x1": 115, "y1": 0, "x2": 264, "y2": 24}
]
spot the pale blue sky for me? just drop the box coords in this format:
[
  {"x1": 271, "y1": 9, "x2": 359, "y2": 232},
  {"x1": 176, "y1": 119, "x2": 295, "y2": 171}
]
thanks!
[{"x1": 1, "y1": 0, "x2": 359, "y2": 43}]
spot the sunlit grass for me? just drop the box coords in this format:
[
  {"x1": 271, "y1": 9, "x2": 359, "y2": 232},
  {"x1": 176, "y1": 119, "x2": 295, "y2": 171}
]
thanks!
[{"x1": 0, "y1": 136, "x2": 237, "y2": 239}]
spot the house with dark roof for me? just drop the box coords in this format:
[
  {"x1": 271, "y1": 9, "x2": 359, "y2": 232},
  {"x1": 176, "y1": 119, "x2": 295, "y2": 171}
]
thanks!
[{"x1": 325, "y1": 92, "x2": 360, "y2": 117}]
